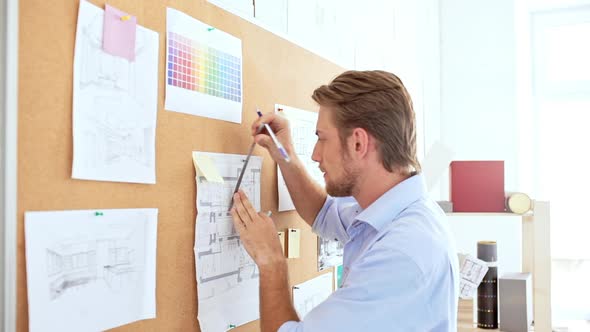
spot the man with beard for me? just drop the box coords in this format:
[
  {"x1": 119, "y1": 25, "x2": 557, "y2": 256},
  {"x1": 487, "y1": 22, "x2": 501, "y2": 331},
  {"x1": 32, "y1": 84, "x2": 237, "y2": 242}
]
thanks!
[{"x1": 230, "y1": 70, "x2": 459, "y2": 332}]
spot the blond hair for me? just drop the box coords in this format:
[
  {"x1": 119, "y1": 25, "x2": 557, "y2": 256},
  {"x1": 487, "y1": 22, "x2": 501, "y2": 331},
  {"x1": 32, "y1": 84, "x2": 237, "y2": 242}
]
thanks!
[{"x1": 312, "y1": 70, "x2": 421, "y2": 173}]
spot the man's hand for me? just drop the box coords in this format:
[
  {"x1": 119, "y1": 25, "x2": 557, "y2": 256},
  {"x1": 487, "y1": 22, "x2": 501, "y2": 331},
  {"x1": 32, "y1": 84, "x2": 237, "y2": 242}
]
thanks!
[
  {"x1": 252, "y1": 112, "x2": 294, "y2": 164},
  {"x1": 230, "y1": 190, "x2": 284, "y2": 268}
]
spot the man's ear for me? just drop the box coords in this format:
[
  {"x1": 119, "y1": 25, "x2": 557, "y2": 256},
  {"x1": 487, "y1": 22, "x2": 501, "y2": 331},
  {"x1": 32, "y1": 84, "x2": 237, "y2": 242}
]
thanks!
[{"x1": 350, "y1": 128, "x2": 369, "y2": 158}]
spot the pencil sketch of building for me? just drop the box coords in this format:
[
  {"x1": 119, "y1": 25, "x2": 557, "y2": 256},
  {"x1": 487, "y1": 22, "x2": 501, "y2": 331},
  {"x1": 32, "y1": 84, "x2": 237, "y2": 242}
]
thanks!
[
  {"x1": 46, "y1": 235, "x2": 139, "y2": 300},
  {"x1": 80, "y1": 96, "x2": 154, "y2": 168},
  {"x1": 76, "y1": 13, "x2": 153, "y2": 167},
  {"x1": 72, "y1": 4, "x2": 158, "y2": 183},
  {"x1": 78, "y1": 11, "x2": 149, "y2": 96}
]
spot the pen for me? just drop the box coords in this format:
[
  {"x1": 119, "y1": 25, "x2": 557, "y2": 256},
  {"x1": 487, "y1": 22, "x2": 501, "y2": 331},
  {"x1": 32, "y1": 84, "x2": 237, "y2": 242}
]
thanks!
[{"x1": 256, "y1": 110, "x2": 290, "y2": 162}]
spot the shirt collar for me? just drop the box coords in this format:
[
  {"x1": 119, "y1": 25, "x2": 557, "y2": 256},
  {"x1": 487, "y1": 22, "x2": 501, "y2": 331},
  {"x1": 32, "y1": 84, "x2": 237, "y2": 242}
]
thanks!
[{"x1": 354, "y1": 173, "x2": 427, "y2": 232}]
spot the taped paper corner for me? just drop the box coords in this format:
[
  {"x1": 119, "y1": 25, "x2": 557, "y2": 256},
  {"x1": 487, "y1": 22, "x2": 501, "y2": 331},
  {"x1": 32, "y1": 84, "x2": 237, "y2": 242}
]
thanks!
[{"x1": 192, "y1": 152, "x2": 224, "y2": 183}]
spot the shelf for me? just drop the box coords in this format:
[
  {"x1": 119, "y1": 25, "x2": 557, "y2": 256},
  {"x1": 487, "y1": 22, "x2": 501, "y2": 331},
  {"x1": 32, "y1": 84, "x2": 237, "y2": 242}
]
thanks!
[{"x1": 446, "y1": 212, "x2": 532, "y2": 217}]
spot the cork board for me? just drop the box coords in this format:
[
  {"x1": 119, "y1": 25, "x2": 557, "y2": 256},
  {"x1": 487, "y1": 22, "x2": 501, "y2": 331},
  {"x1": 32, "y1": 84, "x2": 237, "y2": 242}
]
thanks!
[{"x1": 17, "y1": 0, "x2": 343, "y2": 331}]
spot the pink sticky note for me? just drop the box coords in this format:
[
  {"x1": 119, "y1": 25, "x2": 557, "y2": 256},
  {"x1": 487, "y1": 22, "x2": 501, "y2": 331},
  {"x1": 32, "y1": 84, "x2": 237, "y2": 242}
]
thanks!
[{"x1": 103, "y1": 4, "x2": 137, "y2": 61}]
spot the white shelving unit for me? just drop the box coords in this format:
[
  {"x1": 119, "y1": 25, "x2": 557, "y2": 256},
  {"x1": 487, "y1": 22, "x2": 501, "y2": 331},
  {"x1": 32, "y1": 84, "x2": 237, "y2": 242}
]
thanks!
[{"x1": 450, "y1": 201, "x2": 552, "y2": 332}]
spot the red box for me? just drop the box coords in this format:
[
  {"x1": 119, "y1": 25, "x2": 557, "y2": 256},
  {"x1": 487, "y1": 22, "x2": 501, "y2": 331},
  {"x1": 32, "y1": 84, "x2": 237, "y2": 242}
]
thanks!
[{"x1": 450, "y1": 161, "x2": 505, "y2": 212}]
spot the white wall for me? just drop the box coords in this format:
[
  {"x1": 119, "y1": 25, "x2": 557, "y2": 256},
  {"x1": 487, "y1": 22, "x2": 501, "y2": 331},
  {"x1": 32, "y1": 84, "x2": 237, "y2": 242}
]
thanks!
[
  {"x1": 439, "y1": 0, "x2": 518, "y2": 199},
  {"x1": 416, "y1": 0, "x2": 442, "y2": 161},
  {"x1": 229, "y1": 0, "x2": 520, "y2": 205},
  {"x1": 353, "y1": 0, "x2": 442, "y2": 162},
  {"x1": 208, "y1": 0, "x2": 442, "y2": 162},
  {"x1": 254, "y1": 0, "x2": 288, "y2": 34}
]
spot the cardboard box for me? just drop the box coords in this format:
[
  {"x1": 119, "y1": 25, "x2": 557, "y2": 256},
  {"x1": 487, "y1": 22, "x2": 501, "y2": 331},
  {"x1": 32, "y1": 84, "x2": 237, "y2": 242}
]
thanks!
[{"x1": 450, "y1": 161, "x2": 505, "y2": 212}]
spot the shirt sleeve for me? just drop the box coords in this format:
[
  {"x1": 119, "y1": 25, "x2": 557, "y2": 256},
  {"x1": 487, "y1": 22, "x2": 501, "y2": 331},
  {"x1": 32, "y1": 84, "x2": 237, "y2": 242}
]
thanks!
[
  {"x1": 311, "y1": 196, "x2": 356, "y2": 243},
  {"x1": 277, "y1": 243, "x2": 433, "y2": 332},
  {"x1": 278, "y1": 320, "x2": 302, "y2": 332}
]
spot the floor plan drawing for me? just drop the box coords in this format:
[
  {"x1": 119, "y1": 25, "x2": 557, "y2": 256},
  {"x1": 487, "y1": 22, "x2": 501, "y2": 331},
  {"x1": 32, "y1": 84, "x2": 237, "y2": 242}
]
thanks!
[
  {"x1": 276, "y1": 104, "x2": 324, "y2": 211},
  {"x1": 459, "y1": 254, "x2": 489, "y2": 299},
  {"x1": 72, "y1": 1, "x2": 159, "y2": 184},
  {"x1": 25, "y1": 208, "x2": 158, "y2": 332},
  {"x1": 193, "y1": 151, "x2": 262, "y2": 332}
]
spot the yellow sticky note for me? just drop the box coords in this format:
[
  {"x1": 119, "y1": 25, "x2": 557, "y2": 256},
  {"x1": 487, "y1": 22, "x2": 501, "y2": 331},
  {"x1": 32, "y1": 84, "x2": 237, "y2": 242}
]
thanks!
[
  {"x1": 192, "y1": 152, "x2": 224, "y2": 183},
  {"x1": 287, "y1": 228, "x2": 301, "y2": 259}
]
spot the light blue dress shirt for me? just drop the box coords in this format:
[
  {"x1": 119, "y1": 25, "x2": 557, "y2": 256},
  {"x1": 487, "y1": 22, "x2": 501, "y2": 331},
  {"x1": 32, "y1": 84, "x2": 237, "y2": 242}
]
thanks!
[{"x1": 279, "y1": 174, "x2": 459, "y2": 332}]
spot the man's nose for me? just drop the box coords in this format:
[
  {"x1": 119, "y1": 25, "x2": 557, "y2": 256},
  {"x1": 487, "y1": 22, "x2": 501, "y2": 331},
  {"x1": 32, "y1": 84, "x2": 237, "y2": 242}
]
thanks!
[{"x1": 311, "y1": 142, "x2": 321, "y2": 163}]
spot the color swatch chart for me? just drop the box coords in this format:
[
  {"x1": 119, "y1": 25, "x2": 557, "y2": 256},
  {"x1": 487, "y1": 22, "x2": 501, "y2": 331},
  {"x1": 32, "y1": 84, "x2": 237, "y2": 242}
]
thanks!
[{"x1": 167, "y1": 31, "x2": 242, "y2": 102}]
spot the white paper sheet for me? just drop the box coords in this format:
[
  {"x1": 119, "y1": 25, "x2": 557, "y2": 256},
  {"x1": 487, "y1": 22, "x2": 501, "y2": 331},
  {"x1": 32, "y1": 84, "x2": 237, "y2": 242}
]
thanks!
[
  {"x1": 275, "y1": 104, "x2": 323, "y2": 211},
  {"x1": 193, "y1": 151, "x2": 262, "y2": 331},
  {"x1": 25, "y1": 208, "x2": 158, "y2": 332},
  {"x1": 165, "y1": 8, "x2": 243, "y2": 123},
  {"x1": 72, "y1": 1, "x2": 159, "y2": 184},
  {"x1": 292, "y1": 273, "x2": 333, "y2": 319},
  {"x1": 458, "y1": 253, "x2": 489, "y2": 299},
  {"x1": 318, "y1": 237, "x2": 344, "y2": 271}
]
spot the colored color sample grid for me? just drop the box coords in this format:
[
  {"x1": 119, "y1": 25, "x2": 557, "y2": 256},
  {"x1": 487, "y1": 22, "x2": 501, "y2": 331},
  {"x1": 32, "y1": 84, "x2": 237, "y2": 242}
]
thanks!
[{"x1": 167, "y1": 32, "x2": 241, "y2": 102}]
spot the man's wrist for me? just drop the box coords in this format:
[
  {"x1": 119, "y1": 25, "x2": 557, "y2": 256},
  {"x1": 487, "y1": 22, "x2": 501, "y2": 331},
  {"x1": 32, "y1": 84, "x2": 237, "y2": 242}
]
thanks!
[
  {"x1": 277, "y1": 152, "x2": 303, "y2": 172},
  {"x1": 258, "y1": 256, "x2": 287, "y2": 275},
  {"x1": 277, "y1": 143, "x2": 296, "y2": 165}
]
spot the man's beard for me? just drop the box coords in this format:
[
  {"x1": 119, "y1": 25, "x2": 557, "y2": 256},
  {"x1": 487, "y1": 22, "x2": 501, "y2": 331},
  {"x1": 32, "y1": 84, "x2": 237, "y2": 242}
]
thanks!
[{"x1": 325, "y1": 154, "x2": 359, "y2": 197}]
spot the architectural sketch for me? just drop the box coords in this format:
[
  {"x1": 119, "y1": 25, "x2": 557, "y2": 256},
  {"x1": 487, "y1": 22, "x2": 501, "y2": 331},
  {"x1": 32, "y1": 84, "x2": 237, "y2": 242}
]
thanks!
[
  {"x1": 292, "y1": 273, "x2": 333, "y2": 319},
  {"x1": 78, "y1": 12, "x2": 140, "y2": 95},
  {"x1": 47, "y1": 235, "x2": 139, "y2": 300},
  {"x1": 195, "y1": 152, "x2": 261, "y2": 296},
  {"x1": 276, "y1": 105, "x2": 324, "y2": 211},
  {"x1": 318, "y1": 237, "x2": 344, "y2": 271},
  {"x1": 290, "y1": 120, "x2": 324, "y2": 183},
  {"x1": 72, "y1": 1, "x2": 158, "y2": 184},
  {"x1": 459, "y1": 254, "x2": 489, "y2": 299},
  {"x1": 79, "y1": 96, "x2": 154, "y2": 168},
  {"x1": 24, "y1": 205, "x2": 158, "y2": 332},
  {"x1": 193, "y1": 152, "x2": 262, "y2": 332}
]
